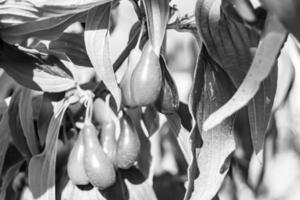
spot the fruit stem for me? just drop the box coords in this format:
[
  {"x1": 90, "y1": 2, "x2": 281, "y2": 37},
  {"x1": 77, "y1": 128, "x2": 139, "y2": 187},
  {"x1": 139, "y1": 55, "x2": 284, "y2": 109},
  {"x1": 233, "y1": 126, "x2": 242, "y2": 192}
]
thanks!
[{"x1": 135, "y1": 20, "x2": 145, "y2": 51}]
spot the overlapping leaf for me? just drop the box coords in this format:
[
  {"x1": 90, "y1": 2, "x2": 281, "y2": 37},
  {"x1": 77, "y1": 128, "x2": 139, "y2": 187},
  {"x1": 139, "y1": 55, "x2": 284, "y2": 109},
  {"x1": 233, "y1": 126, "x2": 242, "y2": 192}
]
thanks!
[
  {"x1": 142, "y1": 0, "x2": 169, "y2": 55},
  {"x1": 1, "y1": 41, "x2": 76, "y2": 92},
  {"x1": 84, "y1": 3, "x2": 121, "y2": 109},
  {"x1": 7, "y1": 88, "x2": 32, "y2": 158},
  {"x1": 28, "y1": 99, "x2": 69, "y2": 199},
  {"x1": 48, "y1": 33, "x2": 92, "y2": 68},
  {"x1": 19, "y1": 87, "x2": 40, "y2": 155},
  {"x1": 185, "y1": 48, "x2": 236, "y2": 200},
  {"x1": 203, "y1": 15, "x2": 287, "y2": 132},
  {"x1": 0, "y1": 0, "x2": 113, "y2": 43}
]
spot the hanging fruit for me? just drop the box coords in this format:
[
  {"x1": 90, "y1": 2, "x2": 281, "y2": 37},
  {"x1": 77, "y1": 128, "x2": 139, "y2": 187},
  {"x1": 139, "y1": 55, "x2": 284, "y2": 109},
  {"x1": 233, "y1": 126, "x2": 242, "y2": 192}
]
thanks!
[
  {"x1": 82, "y1": 123, "x2": 116, "y2": 189},
  {"x1": 100, "y1": 121, "x2": 117, "y2": 164},
  {"x1": 116, "y1": 113, "x2": 141, "y2": 169},
  {"x1": 131, "y1": 42, "x2": 162, "y2": 106},
  {"x1": 67, "y1": 129, "x2": 90, "y2": 186}
]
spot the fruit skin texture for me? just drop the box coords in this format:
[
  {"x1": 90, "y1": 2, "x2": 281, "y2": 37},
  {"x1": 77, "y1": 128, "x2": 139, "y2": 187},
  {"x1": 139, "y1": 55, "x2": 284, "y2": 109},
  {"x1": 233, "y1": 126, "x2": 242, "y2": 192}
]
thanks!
[
  {"x1": 100, "y1": 121, "x2": 117, "y2": 164},
  {"x1": 82, "y1": 123, "x2": 116, "y2": 189},
  {"x1": 116, "y1": 114, "x2": 141, "y2": 169},
  {"x1": 93, "y1": 98, "x2": 115, "y2": 128},
  {"x1": 67, "y1": 131, "x2": 89, "y2": 186},
  {"x1": 131, "y1": 42, "x2": 162, "y2": 106},
  {"x1": 120, "y1": 49, "x2": 142, "y2": 107}
]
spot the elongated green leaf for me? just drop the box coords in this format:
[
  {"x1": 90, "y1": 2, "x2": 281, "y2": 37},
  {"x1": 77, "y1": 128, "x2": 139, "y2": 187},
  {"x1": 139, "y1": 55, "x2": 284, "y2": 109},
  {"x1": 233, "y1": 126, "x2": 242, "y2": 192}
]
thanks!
[
  {"x1": 0, "y1": 160, "x2": 24, "y2": 200},
  {"x1": 36, "y1": 93, "x2": 55, "y2": 146},
  {"x1": 203, "y1": 15, "x2": 287, "y2": 131},
  {"x1": 185, "y1": 49, "x2": 206, "y2": 200},
  {"x1": 0, "y1": 41, "x2": 76, "y2": 92},
  {"x1": 247, "y1": 67, "x2": 277, "y2": 154},
  {"x1": 1, "y1": 12, "x2": 85, "y2": 44},
  {"x1": 19, "y1": 87, "x2": 40, "y2": 155},
  {"x1": 85, "y1": 3, "x2": 121, "y2": 109},
  {"x1": 28, "y1": 99, "x2": 69, "y2": 199},
  {"x1": 7, "y1": 89, "x2": 32, "y2": 158},
  {"x1": 142, "y1": 0, "x2": 169, "y2": 55},
  {"x1": 185, "y1": 48, "x2": 236, "y2": 200},
  {"x1": 27, "y1": 0, "x2": 112, "y2": 16}
]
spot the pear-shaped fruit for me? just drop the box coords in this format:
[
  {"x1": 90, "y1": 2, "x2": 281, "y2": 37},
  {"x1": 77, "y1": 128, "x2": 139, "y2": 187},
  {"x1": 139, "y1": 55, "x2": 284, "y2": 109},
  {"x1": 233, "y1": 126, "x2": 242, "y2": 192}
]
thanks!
[
  {"x1": 67, "y1": 132, "x2": 89, "y2": 186},
  {"x1": 100, "y1": 121, "x2": 117, "y2": 163},
  {"x1": 116, "y1": 114, "x2": 141, "y2": 169},
  {"x1": 82, "y1": 123, "x2": 116, "y2": 189},
  {"x1": 155, "y1": 56, "x2": 179, "y2": 114},
  {"x1": 93, "y1": 98, "x2": 115, "y2": 128},
  {"x1": 131, "y1": 42, "x2": 162, "y2": 106},
  {"x1": 120, "y1": 49, "x2": 142, "y2": 107}
]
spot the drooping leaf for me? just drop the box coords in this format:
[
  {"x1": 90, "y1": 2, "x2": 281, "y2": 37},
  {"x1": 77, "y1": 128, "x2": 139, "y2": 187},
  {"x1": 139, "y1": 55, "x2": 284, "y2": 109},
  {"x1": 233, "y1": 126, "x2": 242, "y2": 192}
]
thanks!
[
  {"x1": 19, "y1": 87, "x2": 40, "y2": 155},
  {"x1": 28, "y1": 99, "x2": 69, "y2": 199},
  {"x1": 7, "y1": 89, "x2": 32, "y2": 158},
  {"x1": 203, "y1": 15, "x2": 287, "y2": 131},
  {"x1": 1, "y1": 12, "x2": 86, "y2": 44},
  {"x1": 142, "y1": 0, "x2": 169, "y2": 55},
  {"x1": 0, "y1": 41, "x2": 76, "y2": 92},
  {"x1": 196, "y1": 0, "x2": 259, "y2": 87},
  {"x1": 85, "y1": 3, "x2": 121, "y2": 109},
  {"x1": 36, "y1": 93, "x2": 55, "y2": 146},
  {"x1": 0, "y1": 0, "x2": 115, "y2": 44},
  {"x1": 26, "y1": 0, "x2": 112, "y2": 16},
  {"x1": 185, "y1": 48, "x2": 236, "y2": 200},
  {"x1": 247, "y1": 66, "x2": 277, "y2": 155}
]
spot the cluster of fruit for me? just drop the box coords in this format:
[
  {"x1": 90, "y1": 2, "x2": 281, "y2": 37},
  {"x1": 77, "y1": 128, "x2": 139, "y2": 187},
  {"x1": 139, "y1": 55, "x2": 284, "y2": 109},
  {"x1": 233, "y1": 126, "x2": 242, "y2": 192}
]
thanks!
[
  {"x1": 67, "y1": 96, "x2": 141, "y2": 190},
  {"x1": 67, "y1": 19, "x2": 179, "y2": 191}
]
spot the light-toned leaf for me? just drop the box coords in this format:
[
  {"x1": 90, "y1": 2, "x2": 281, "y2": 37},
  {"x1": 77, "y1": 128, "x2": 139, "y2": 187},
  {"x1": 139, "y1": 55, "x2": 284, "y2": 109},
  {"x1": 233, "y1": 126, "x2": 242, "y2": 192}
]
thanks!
[
  {"x1": 203, "y1": 15, "x2": 287, "y2": 131},
  {"x1": 1, "y1": 42, "x2": 76, "y2": 92},
  {"x1": 85, "y1": 3, "x2": 121, "y2": 109},
  {"x1": 19, "y1": 87, "x2": 40, "y2": 155},
  {"x1": 0, "y1": 0, "x2": 114, "y2": 43},
  {"x1": 28, "y1": 99, "x2": 69, "y2": 199},
  {"x1": 0, "y1": 160, "x2": 24, "y2": 200},
  {"x1": 185, "y1": 48, "x2": 236, "y2": 200},
  {"x1": 142, "y1": 0, "x2": 169, "y2": 55},
  {"x1": 126, "y1": 179, "x2": 158, "y2": 200},
  {"x1": 1, "y1": 12, "x2": 86, "y2": 44},
  {"x1": 27, "y1": 0, "x2": 112, "y2": 16}
]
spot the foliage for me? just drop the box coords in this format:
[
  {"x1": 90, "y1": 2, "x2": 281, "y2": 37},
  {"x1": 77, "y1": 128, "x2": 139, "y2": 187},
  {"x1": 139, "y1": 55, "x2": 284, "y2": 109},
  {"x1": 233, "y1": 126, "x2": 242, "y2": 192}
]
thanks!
[{"x1": 0, "y1": 0, "x2": 300, "y2": 200}]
